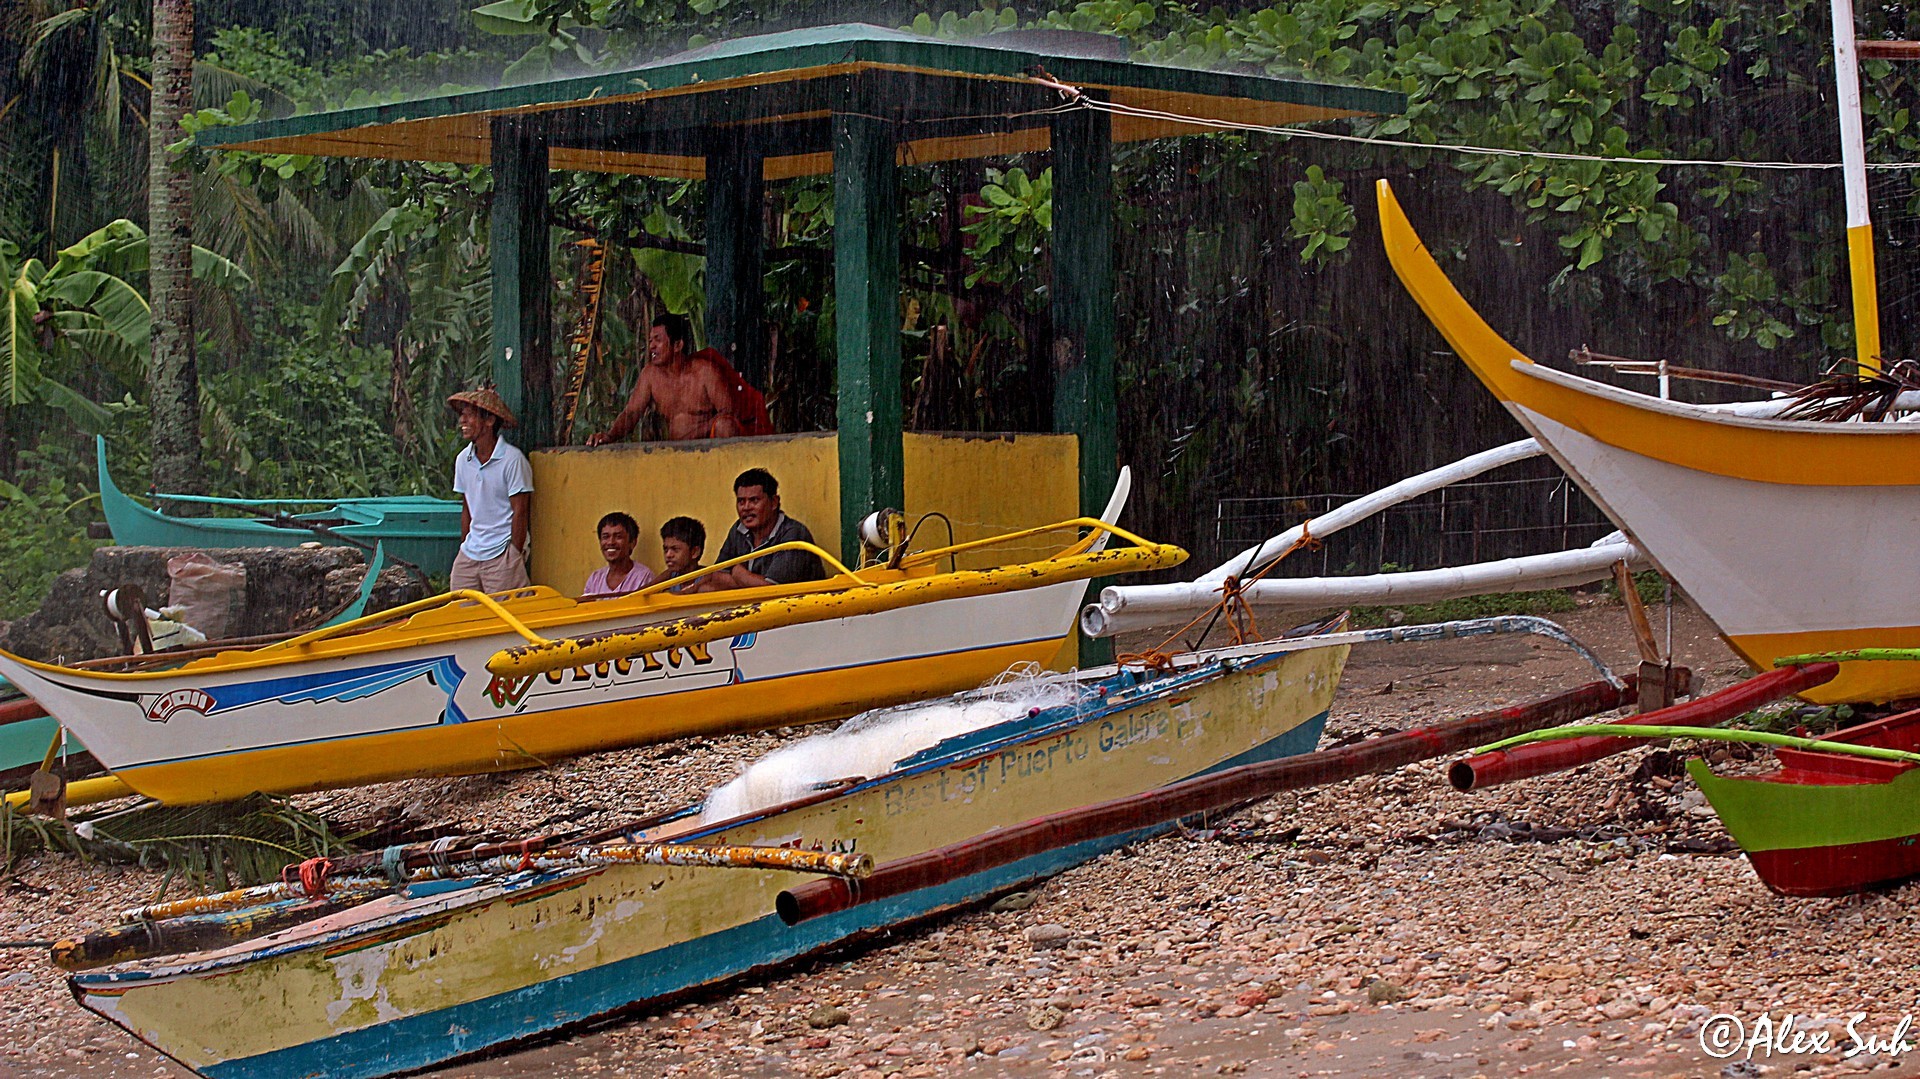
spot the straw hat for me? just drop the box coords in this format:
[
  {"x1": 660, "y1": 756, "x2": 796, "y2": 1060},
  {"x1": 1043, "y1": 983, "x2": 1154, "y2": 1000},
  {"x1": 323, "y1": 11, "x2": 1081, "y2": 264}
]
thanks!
[{"x1": 446, "y1": 386, "x2": 517, "y2": 429}]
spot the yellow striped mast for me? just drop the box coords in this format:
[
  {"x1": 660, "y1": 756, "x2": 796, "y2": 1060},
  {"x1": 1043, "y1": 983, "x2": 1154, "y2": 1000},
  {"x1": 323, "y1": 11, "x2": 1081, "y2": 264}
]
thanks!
[{"x1": 1831, "y1": 0, "x2": 1883, "y2": 374}]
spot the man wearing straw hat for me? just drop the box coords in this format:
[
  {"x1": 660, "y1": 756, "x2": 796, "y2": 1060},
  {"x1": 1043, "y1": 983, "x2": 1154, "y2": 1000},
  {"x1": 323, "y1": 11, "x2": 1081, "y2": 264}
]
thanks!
[{"x1": 447, "y1": 386, "x2": 533, "y2": 592}]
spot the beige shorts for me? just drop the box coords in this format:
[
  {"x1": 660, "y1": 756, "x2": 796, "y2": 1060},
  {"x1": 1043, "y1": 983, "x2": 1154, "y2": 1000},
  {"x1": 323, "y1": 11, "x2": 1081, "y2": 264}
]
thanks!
[{"x1": 449, "y1": 544, "x2": 529, "y2": 593}]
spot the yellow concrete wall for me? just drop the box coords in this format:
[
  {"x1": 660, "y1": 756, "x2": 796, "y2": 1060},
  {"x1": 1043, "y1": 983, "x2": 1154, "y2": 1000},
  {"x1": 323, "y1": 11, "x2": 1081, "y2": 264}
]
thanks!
[
  {"x1": 902, "y1": 432, "x2": 1080, "y2": 571},
  {"x1": 529, "y1": 433, "x2": 839, "y2": 592},
  {"x1": 528, "y1": 431, "x2": 1081, "y2": 591}
]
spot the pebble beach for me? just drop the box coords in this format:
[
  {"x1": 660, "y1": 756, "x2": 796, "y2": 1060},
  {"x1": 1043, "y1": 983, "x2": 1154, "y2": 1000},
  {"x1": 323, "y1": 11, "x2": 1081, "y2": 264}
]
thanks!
[{"x1": 5, "y1": 600, "x2": 1914, "y2": 1078}]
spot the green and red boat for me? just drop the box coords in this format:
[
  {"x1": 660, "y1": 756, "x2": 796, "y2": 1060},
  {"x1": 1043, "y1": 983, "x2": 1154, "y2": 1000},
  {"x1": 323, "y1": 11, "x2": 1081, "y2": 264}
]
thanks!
[{"x1": 1689, "y1": 708, "x2": 1920, "y2": 898}]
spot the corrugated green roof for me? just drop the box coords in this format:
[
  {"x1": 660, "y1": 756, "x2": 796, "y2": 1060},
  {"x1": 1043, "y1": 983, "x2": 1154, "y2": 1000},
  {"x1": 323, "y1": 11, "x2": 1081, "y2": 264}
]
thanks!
[{"x1": 201, "y1": 23, "x2": 1402, "y2": 179}]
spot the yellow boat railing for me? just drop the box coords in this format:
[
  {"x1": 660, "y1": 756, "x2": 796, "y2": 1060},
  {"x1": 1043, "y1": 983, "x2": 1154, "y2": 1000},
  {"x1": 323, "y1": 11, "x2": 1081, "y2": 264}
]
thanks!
[
  {"x1": 265, "y1": 588, "x2": 549, "y2": 654},
  {"x1": 625, "y1": 517, "x2": 1145, "y2": 602},
  {"x1": 67, "y1": 519, "x2": 1152, "y2": 678},
  {"x1": 487, "y1": 538, "x2": 1188, "y2": 679},
  {"x1": 894, "y1": 517, "x2": 1159, "y2": 570},
  {"x1": 632, "y1": 541, "x2": 873, "y2": 598}
]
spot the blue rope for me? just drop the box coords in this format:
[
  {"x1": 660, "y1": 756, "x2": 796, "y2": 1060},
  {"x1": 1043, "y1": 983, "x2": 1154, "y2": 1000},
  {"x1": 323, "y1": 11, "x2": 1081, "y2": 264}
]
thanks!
[{"x1": 381, "y1": 845, "x2": 409, "y2": 886}]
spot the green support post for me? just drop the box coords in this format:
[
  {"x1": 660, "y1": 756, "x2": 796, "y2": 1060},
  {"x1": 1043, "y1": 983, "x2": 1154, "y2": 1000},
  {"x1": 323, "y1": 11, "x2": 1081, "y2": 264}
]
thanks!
[
  {"x1": 490, "y1": 117, "x2": 554, "y2": 449},
  {"x1": 1051, "y1": 102, "x2": 1117, "y2": 664},
  {"x1": 706, "y1": 140, "x2": 767, "y2": 386},
  {"x1": 832, "y1": 112, "x2": 904, "y2": 566}
]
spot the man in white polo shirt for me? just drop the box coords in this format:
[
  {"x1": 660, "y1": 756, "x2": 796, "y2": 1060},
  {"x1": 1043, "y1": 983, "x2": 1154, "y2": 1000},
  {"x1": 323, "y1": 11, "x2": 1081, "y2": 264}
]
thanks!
[{"x1": 447, "y1": 386, "x2": 533, "y2": 592}]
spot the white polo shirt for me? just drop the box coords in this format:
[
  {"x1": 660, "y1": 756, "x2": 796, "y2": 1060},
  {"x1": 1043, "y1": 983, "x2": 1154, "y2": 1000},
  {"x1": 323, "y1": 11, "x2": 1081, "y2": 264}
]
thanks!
[{"x1": 453, "y1": 438, "x2": 533, "y2": 561}]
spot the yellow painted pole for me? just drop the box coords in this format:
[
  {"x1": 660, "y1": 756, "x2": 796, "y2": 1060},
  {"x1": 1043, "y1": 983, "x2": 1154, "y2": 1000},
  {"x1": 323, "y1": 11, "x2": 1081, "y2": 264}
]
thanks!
[
  {"x1": 1832, "y1": 0, "x2": 1882, "y2": 374},
  {"x1": 4, "y1": 774, "x2": 135, "y2": 811},
  {"x1": 1847, "y1": 225, "x2": 1882, "y2": 372}
]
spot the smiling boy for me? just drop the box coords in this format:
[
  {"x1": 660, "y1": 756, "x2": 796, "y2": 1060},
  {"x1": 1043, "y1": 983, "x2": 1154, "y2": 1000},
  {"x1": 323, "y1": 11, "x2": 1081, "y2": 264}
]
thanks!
[{"x1": 447, "y1": 386, "x2": 533, "y2": 592}]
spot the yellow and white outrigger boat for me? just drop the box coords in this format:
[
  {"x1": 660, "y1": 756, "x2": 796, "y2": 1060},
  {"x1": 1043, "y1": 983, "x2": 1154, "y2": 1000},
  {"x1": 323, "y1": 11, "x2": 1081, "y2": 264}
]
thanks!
[
  {"x1": 1378, "y1": 179, "x2": 1920, "y2": 705},
  {"x1": 0, "y1": 478, "x2": 1183, "y2": 805}
]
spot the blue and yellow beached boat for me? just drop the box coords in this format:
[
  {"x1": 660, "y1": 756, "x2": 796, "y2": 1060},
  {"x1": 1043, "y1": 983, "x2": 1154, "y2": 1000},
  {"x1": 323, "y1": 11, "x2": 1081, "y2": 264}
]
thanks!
[
  {"x1": 0, "y1": 495, "x2": 1171, "y2": 805},
  {"x1": 63, "y1": 636, "x2": 1347, "y2": 1079}
]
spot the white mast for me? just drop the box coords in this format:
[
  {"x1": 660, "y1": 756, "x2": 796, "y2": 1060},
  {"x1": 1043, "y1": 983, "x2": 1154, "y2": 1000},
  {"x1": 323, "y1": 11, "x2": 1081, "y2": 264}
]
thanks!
[{"x1": 1831, "y1": 0, "x2": 1883, "y2": 373}]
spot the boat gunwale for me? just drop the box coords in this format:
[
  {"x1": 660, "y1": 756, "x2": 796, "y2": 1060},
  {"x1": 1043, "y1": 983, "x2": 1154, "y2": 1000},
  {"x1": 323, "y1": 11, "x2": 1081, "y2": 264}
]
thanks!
[
  {"x1": 1701, "y1": 705, "x2": 1920, "y2": 786},
  {"x1": 68, "y1": 646, "x2": 1330, "y2": 987},
  {"x1": 0, "y1": 568, "x2": 941, "y2": 682},
  {"x1": 1379, "y1": 177, "x2": 1920, "y2": 441},
  {"x1": 1515, "y1": 362, "x2": 1920, "y2": 437}
]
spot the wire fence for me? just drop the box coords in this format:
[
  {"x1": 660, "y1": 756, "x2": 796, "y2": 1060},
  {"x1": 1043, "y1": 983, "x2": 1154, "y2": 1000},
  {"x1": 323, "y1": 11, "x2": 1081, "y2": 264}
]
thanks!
[{"x1": 1213, "y1": 475, "x2": 1617, "y2": 578}]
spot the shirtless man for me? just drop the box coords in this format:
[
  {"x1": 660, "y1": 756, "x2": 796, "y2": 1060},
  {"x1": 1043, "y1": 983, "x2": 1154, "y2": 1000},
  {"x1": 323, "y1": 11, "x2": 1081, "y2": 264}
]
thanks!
[{"x1": 586, "y1": 314, "x2": 739, "y2": 444}]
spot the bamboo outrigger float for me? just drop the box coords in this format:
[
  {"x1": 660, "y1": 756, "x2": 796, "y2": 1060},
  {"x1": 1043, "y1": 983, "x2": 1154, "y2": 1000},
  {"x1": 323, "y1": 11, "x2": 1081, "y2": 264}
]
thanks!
[{"x1": 0, "y1": 482, "x2": 1178, "y2": 805}]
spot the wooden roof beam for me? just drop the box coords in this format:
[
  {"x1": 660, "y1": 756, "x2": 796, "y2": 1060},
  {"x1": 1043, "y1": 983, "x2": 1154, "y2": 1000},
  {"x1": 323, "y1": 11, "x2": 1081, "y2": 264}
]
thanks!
[{"x1": 1858, "y1": 40, "x2": 1920, "y2": 60}]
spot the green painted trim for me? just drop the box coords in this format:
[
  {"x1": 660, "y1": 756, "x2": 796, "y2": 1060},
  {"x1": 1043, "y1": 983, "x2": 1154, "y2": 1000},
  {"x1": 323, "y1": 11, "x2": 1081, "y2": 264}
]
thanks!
[
  {"x1": 705, "y1": 140, "x2": 766, "y2": 384},
  {"x1": 200, "y1": 25, "x2": 1401, "y2": 152},
  {"x1": 1776, "y1": 648, "x2": 1920, "y2": 665},
  {"x1": 1476, "y1": 724, "x2": 1920, "y2": 763},
  {"x1": 490, "y1": 117, "x2": 554, "y2": 449},
  {"x1": 832, "y1": 110, "x2": 905, "y2": 567},
  {"x1": 1687, "y1": 758, "x2": 1920, "y2": 852},
  {"x1": 1051, "y1": 101, "x2": 1117, "y2": 667}
]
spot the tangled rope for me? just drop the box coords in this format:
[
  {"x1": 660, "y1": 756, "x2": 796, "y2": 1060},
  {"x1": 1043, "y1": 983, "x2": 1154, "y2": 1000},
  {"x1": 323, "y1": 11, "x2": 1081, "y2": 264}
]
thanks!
[
  {"x1": 1117, "y1": 522, "x2": 1323, "y2": 668},
  {"x1": 291, "y1": 857, "x2": 333, "y2": 899}
]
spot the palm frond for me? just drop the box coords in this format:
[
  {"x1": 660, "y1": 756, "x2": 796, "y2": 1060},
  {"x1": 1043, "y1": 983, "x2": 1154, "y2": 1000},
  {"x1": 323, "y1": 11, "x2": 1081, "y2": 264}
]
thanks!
[
  {"x1": 5, "y1": 794, "x2": 361, "y2": 889},
  {"x1": 193, "y1": 62, "x2": 295, "y2": 119},
  {"x1": 35, "y1": 375, "x2": 115, "y2": 431},
  {"x1": 2, "y1": 258, "x2": 46, "y2": 406}
]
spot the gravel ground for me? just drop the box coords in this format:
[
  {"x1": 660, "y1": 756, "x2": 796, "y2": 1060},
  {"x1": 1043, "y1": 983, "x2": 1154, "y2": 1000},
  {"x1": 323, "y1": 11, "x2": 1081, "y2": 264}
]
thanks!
[{"x1": 6, "y1": 598, "x2": 1917, "y2": 1079}]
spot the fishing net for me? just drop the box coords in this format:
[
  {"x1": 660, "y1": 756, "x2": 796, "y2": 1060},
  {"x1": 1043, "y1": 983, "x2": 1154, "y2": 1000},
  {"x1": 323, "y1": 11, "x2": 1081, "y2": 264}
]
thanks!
[{"x1": 695, "y1": 663, "x2": 1095, "y2": 825}]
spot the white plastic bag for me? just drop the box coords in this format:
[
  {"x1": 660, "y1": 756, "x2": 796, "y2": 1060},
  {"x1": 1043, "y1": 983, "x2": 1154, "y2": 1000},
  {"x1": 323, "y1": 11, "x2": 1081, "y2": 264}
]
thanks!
[{"x1": 166, "y1": 553, "x2": 246, "y2": 641}]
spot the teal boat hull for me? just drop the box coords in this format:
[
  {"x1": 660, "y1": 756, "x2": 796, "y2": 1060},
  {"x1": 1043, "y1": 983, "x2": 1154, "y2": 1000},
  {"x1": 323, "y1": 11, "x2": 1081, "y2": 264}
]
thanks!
[{"x1": 97, "y1": 438, "x2": 460, "y2": 577}]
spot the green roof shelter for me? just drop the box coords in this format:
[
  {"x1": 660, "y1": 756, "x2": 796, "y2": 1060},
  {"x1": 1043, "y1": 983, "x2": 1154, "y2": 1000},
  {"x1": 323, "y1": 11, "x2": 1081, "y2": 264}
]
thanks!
[{"x1": 203, "y1": 24, "x2": 1399, "y2": 654}]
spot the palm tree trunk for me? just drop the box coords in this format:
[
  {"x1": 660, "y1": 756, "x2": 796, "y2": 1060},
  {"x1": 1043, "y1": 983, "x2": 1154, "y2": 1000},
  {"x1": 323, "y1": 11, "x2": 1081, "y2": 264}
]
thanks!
[{"x1": 147, "y1": 0, "x2": 201, "y2": 502}]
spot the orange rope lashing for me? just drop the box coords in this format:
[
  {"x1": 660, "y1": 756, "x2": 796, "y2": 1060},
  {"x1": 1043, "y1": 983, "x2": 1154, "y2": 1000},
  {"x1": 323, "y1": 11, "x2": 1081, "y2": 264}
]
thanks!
[{"x1": 1124, "y1": 519, "x2": 1320, "y2": 661}]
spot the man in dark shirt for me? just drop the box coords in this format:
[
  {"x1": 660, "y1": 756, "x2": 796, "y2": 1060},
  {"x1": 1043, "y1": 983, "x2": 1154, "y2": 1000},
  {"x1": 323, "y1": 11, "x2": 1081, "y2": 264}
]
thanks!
[{"x1": 703, "y1": 468, "x2": 827, "y2": 589}]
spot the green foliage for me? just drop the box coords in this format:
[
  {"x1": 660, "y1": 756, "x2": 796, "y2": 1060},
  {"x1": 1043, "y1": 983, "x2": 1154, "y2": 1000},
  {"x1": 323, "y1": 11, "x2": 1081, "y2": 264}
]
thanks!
[
  {"x1": 633, "y1": 204, "x2": 707, "y2": 323},
  {"x1": 201, "y1": 325, "x2": 446, "y2": 498},
  {"x1": 963, "y1": 167, "x2": 1053, "y2": 288},
  {"x1": 0, "y1": 219, "x2": 249, "y2": 427},
  {"x1": 1605, "y1": 568, "x2": 1670, "y2": 607},
  {"x1": 1728, "y1": 701, "x2": 1853, "y2": 736},
  {"x1": 1710, "y1": 251, "x2": 1797, "y2": 349},
  {"x1": 0, "y1": 453, "x2": 107, "y2": 619},
  {"x1": 1290, "y1": 164, "x2": 1354, "y2": 262},
  {"x1": 1348, "y1": 586, "x2": 1578, "y2": 628}
]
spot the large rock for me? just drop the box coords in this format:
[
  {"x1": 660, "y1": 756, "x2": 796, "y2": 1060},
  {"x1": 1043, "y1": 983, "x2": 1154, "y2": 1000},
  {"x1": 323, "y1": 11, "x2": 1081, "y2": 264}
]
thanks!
[{"x1": 0, "y1": 546, "x2": 428, "y2": 664}]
